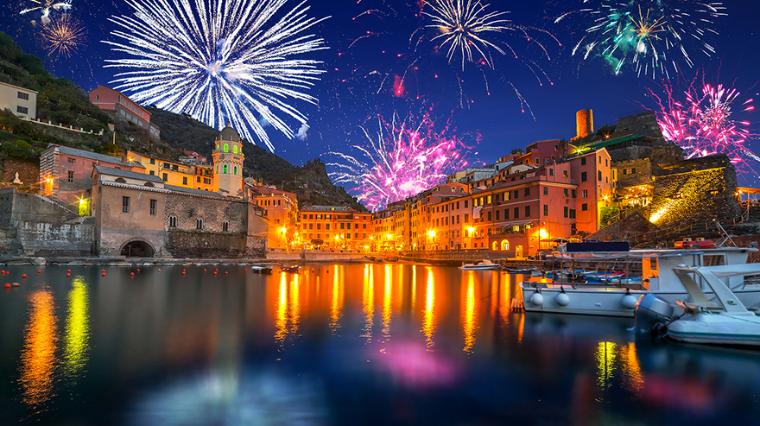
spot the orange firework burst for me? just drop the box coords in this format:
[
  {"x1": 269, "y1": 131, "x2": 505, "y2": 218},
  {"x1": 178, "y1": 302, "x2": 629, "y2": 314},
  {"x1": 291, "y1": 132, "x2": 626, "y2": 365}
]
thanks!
[{"x1": 42, "y1": 14, "x2": 83, "y2": 58}]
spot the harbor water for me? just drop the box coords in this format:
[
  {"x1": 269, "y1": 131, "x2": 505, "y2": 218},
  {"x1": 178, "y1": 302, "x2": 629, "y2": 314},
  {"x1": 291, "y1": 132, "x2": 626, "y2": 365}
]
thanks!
[{"x1": 1, "y1": 263, "x2": 759, "y2": 424}]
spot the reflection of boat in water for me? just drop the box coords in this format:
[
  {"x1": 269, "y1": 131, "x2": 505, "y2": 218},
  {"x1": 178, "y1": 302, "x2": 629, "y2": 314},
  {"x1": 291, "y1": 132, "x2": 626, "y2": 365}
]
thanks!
[
  {"x1": 522, "y1": 247, "x2": 760, "y2": 318},
  {"x1": 460, "y1": 260, "x2": 501, "y2": 271},
  {"x1": 505, "y1": 267, "x2": 535, "y2": 274},
  {"x1": 637, "y1": 264, "x2": 760, "y2": 347}
]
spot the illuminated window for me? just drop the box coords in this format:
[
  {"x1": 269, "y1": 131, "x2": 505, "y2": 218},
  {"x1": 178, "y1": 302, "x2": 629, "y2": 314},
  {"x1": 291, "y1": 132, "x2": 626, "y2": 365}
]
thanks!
[
  {"x1": 223, "y1": 164, "x2": 228, "y2": 174},
  {"x1": 223, "y1": 144, "x2": 229, "y2": 153},
  {"x1": 233, "y1": 145, "x2": 238, "y2": 154},
  {"x1": 234, "y1": 166, "x2": 238, "y2": 175}
]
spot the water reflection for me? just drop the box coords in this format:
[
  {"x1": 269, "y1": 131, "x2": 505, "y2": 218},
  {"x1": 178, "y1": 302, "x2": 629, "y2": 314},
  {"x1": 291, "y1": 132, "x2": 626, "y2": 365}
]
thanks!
[
  {"x1": 275, "y1": 273, "x2": 288, "y2": 343},
  {"x1": 64, "y1": 277, "x2": 90, "y2": 378},
  {"x1": 422, "y1": 267, "x2": 436, "y2": 349},
  {"x1": 19, "y1": 290, "x2": 57, "y2": 409},
  {"x1": 361, "y1": 265, "x2": 374, "y2": 342},
  {"x1": 596, "y1": 341, "x2": 617, "y2": 391},
  {"x1": 329, "y1": 265, "x2": 344, "y2": 333},
  {"x1": 462, "y1": 272, "x2": 477, "y2": 353},
  {"x1": 382, "y1": 264, "x2": 392, "y2": 340}
]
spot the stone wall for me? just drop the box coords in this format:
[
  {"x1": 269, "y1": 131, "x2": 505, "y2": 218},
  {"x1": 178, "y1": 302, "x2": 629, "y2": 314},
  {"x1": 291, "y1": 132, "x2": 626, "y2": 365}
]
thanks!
[
  {"x1": 0, "y1": 159, "x2": 38, "y2": 186},
  {"x1": 16, "y1": 219, "x2": 94, "y2": 256},
  {"x1": 166, "y1": 230, "x2": 248, "y2": 258}
]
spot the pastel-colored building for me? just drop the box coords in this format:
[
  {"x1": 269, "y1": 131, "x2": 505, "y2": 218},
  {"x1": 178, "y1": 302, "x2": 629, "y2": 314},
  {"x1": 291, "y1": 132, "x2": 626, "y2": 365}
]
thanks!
[
  {"x1": 0, "y1": 81, "x2": 37, "y2": 120},
  {"x1": 126, "y1": 150, "x2": 214, "y2": 192},
  {"x1": 39, "y1": 145, "x2": 144, "y2": 205},
  {"x1": 298, "y1": 206, "x2": 373, "y2": 251},
  {"x1": 89, "y1": 85, "x2": 160, "y2": 140},
  {"x1": 248, "y1": 184, "x2": 299, "y2": 250}
]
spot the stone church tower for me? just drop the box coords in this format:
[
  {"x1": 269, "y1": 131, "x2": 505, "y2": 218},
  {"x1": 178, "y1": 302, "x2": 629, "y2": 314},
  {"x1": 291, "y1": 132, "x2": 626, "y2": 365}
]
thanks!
[{"x1": 212, "y1": 126, "x2": 245, "y2": 197}]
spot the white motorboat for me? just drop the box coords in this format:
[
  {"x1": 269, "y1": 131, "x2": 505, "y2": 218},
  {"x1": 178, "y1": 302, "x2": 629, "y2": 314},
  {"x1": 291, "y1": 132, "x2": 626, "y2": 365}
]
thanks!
[
  {"x1": 637, "y1": 264, "x2": 760, "y2": 347},
  {"x1": 460, "y1": 260, "x2": 501, "y2": 271},
  {"x1": 251, "y1": 265, "x2": 273, "y2": 274},
  {"x1": 521, "y1": 247, "x2": 760, "y2": 317}
]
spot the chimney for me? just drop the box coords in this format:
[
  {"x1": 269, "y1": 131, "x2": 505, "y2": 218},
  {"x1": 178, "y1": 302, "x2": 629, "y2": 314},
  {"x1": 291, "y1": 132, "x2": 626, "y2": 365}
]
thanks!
[{"x1": 576, "y1": 109, "x2": 594, "y2": 140}]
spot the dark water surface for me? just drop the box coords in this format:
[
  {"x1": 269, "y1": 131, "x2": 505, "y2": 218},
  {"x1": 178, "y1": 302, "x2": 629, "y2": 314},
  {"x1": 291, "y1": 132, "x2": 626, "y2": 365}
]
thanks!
[{"x1": 1, "y1": 264, "x2": 759, "y2": 425}]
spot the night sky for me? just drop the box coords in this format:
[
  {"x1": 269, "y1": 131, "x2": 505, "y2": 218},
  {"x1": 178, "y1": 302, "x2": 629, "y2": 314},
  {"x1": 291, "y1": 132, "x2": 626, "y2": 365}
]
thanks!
[{"x1": 1, "y1": 1, "x2": 759, "y2": 180}]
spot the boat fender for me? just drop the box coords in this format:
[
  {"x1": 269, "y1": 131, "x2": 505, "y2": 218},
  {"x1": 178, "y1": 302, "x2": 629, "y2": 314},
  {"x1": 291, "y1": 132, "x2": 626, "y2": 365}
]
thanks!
[
  {"x1": 530, "y1": 291, "x2": 544, "y2": 307},
  {"x1": 622, "y1": 289, "x2": 638, "y2": 310},
  {"x1": 556, "y1": 288, "x2": 570, "y2": 307}
]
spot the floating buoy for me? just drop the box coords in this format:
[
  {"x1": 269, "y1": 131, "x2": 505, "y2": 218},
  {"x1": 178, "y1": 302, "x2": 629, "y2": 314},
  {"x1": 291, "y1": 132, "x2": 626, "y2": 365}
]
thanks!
[
  {"x1": 529, "y1": 292, "x2": 544, "y2": 306},
  {"x1": 12, "y1": 282, "x2": 19, "y2": 287},
  {"x1": 3, "y1": 283, "x2": 11, "y2": 289},
  {"x1": 556, "y1": 292, "x2": 570, "y2": 307},
  {"x1": 21, "y1": 274, "x2": 28, "y2": 279},
  {"x1": 37, "y1": 269, "x2": 42, "y2": 274},
  {"x1": 130, "y1": 272, "x2": 136, "y2": 279},
  {"x1": 622, "y1": 294, "x2": 638, "y2": 310},
  {"x1": 101, "y1": 270, "x2": 107, "y2": 277}
]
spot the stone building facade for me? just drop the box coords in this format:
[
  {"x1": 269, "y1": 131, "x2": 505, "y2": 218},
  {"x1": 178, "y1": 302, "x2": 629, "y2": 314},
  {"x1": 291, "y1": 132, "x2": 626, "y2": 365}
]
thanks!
[{"x1": 91, "y1": 166, "x2": 267, "y2": 258}]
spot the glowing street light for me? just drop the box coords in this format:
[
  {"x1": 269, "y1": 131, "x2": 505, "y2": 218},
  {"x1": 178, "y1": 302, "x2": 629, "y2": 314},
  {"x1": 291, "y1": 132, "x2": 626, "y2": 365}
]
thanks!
[
  {"x1": 466, "y1": 226, "x2": 476, "y2": 237},
  {"x1": 426, "y1": 229, "x2": 437, "y2": 239}
]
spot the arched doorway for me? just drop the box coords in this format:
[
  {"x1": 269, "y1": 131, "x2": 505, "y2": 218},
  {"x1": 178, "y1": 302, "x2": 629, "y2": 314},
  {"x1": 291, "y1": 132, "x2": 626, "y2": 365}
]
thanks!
[
  {"x1": 121, "y1": 240, "x2": 155, "y2": 258},
  {"x1": 501, "y1": 240, "x2": 510, "y2": 251},
  {"x1": 491, "y1": 241, "x2": 498, "y2": 251}
]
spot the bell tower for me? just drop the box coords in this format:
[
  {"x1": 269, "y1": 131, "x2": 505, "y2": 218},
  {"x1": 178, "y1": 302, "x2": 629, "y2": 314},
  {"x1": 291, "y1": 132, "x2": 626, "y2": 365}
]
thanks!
[{"x1": 212, "y1": 126, "x2": 245, "y2": 197}]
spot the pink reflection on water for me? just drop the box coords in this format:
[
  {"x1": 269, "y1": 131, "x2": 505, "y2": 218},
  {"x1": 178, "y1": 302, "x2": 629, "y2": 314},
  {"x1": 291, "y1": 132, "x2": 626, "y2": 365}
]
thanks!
[{"x1": 372, "y1": 341, "x2": 458, "y2": 388}]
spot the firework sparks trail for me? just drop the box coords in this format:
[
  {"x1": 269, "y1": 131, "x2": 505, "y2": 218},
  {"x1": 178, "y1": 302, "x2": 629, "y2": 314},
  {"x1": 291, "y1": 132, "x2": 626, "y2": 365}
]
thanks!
[
  {"x1": 42, "y1": 14, "x2": 84, "y2": 58},
  {"x1": 327, "y1": 113, "x2": 470, "y2": 212},
  {"x1": 421, "y1": 0, "x2": 559, "y2": 71},
  {"x1": 556, "y1": 1, "x2": 726, "y2": 78},
  {"x1": 649, "y1": 76, "x2": 758, "y2": 176},
  {"x1": 105, "y1": 0, "x2": 329, "y2": 152},
  {"x1": 20, "y1": 0, "x2": 72, "y2": 26}
]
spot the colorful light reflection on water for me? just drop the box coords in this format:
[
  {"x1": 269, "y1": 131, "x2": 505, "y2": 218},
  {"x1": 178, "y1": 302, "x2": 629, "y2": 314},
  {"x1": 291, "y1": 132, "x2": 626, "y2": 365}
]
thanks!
[{"x1": 0, "y1": 264, "x2": 759, "y2": 424}]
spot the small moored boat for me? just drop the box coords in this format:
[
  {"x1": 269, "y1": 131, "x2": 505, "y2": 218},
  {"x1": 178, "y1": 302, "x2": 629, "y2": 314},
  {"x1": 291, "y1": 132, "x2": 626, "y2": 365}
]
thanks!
[
  {"x1": 281, "y1": 265, "x2": 301, "y2": 273},
  {"x1": 251, "y1": 265, "x2": 273, "y2": 274},
  {"x1": 460, "y1": 260, "x2": 501, "y2": 271}
]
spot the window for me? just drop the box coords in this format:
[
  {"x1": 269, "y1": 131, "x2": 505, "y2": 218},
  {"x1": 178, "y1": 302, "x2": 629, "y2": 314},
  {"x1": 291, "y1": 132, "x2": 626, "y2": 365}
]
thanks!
[
  {"x1": 223, "y1": 144, "x2": 229, "y2": 153},
  {"x1": 223, "y1": 222, "x2": 229, "y2": 232},
  {"x1": 162, "y1": 173, "x2": 168, "y2": 182},
  {"x1": 68, "y1": 158, "x2": 76, "y2": 164},
  {"x1": 464, "y1": 213, "x2": 469, "y2": 223},
  {"x1": 169, "y1": 216, "x2": 177, "y2": 228},
  {"x1": 150, "y1": 158, "x2": 155, "y2": 165},
  {"x1": 196, "y1": 176, "x2": 201, "y2": 183},
  {"x1": 549, "y1": 168, "x2": 554, "y2": 176},
  {"x1": 182, "y1": 177, "x2": 188, "y2": 185},
  {"x1": 233, "y1": 145, "x2": 238, "y2": 154},
  {"x1": 234, "y1": 166, "x2": 238, "y2": 175},
  {"x1": 571, "y1": 190, "x2": 577, "y2": 198},
  {"x1": 196, "y1": 218, "x2": 204, "y2": 230},
  {"x1": 598, "y1": 171, "x2": 603, "y2": 181},
  {"x1": 564, "y1": 207, "x2": 568, "y2": 218},
  {"x1": 582, "y1": 190, "x2": 588, "y2": 199},
  {"x1": 544, "y1": 205, "x2": 549, "y2": 216},
  {"x1": 122, "y1": 196, "x2": 130, "y2": 213},
  {"x1": 17, "y1": 106, "x2": 29, "y2": 115},
  {"x1": 67, "y1": 171, "x2": 74, "y2": 183},
  {"x1": 524, "y1": 188, "x2": 530, "y2": 196},
  {"x1": 525, "y1": 206, "x2": 531, "y2": 217},
  {"x1": 581, "y1": 157, "x2": 587, "y2": 166},
  {"x1": 149, "y1": 171, "x2": 155, "y2": 176},
  {"x1": 582, "y1": 203, "x2": 589, "y2": 211},
  {"x1": 543, "y1": 187, "x2": 549, "y2": 196},
  {"x1": 495, "y1": 210, "x2": 500, "y2": 221},
  {"x1": 149, "y1": 199, "x2": 157, "y2": 216},
  {"x1": 223, "y1": 164, "x2": 228, "y2": 174},
  {"x1": 581, "y1": 172, "x2": 588, "y2": 182},
  {"x1": 569, "y1": 209, "x2": 576, "y2": 219},
  {"x1": 17, "y1": 91, "x2": 29, "y2": 100},
  {"x1": 464, "y1": 200, "x2": 469, "y2": 208},
  {"x1": 514, "y1": 208, "x2": 519, "y2": 219},
  {"x1": 564, "y1": 189, "x2": 569, "y2": 197}
]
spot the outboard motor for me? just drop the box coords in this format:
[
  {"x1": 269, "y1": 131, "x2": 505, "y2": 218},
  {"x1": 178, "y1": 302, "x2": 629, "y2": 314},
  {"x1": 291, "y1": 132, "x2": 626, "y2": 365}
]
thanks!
[{"x1": 635, "y1": 293, "x2": 674, "y2": 337}]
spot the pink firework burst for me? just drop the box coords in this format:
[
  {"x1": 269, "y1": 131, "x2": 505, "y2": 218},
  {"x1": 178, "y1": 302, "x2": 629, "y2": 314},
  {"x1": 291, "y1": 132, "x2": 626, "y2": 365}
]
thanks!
[
  {"x1": 327, "y1": 112, "x2": 471, "y2": 212},
  {"x1": 649, "y1": 75, "x2": 758, "y2": 175}
]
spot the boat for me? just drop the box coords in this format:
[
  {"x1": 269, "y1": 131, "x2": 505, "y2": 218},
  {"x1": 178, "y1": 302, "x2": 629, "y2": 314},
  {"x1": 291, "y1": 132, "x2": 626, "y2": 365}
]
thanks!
[
  {"x1": 521, "y1": 246, "x2": 760, "y2": 317},
  {"x1": 281, "y1": 265, "x2": 301, "y2": 273},
  {"x1": 636, "y1": 263, "x2": 760, "y2": 347},
  {"x1": 460, "y1": 260, "x2": 501, "y2": 271},
  {"x1": 251, "y1": 265, "x2": 273, "y2": 274},
  {"x1": 505, "y1": 267, "x2": 535, "y2": 274}
]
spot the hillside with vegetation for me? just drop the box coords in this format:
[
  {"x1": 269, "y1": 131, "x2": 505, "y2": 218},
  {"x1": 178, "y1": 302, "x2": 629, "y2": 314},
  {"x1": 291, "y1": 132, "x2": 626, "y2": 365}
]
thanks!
[{"x1": 0, "y1": 33, "x2": 363, "y2": 210}]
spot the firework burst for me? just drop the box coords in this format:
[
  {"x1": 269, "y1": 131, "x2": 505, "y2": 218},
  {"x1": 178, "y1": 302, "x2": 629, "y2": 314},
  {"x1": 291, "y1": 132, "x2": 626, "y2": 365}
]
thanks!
[
  {"x1": 105, "y1": 0, "x2": 329, "y2": 152},
  {"x1": 649, "y1": 75, "x2": 758, "y2": 175},
  {"x1": 557, "y1": 1, "x2": 726, "y2": 78},
  {"x1": 421, "y1": 0, "x2": 558, "y2": 71},
  {"x1": 42, "y1": 14, "x2": 83, "y2": 58},
  {"x1": 327, "y1": 113, "x2": 470, "y2": 212},
  {"x1": 20, "y1": 0, "x2": 72, "y2": 26}
]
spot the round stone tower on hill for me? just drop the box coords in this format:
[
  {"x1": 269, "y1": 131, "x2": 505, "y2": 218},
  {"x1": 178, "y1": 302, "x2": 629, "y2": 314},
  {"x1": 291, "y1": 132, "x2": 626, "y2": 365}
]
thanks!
[{"x1": 212, "y1": 126, "x2": 245, "y2": 197}]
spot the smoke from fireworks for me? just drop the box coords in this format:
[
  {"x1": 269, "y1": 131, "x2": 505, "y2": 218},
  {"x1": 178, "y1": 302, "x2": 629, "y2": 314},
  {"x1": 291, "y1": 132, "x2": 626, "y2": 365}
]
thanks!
[
  {"x1": 556, "y1": 1, "x2": 726, "y2": 78},
  {"x1": 42, "y1": 14, "x2": 83, "y2": 58},
  {"x1": 105, "y1": 0, "x2": 329, "y2": 152},
  {"x1": 649, "y1": 75, "x2": 758, "y2": 176},
  {"x1": 327, "y1": 113, "x2": 470, "y2": 212},
  {"x1": 20, "y1": 1, "x2": 72, "y2": 26}
]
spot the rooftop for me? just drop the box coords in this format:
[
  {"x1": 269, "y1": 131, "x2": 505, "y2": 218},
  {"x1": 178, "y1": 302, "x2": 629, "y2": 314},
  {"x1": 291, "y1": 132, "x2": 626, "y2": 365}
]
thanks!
[
  {"x1": 94, "y1": 165, "x2": 164, "y2": 183},
  {"x1": 57, "y1": 145, "x2": 144, "y2": 169}
]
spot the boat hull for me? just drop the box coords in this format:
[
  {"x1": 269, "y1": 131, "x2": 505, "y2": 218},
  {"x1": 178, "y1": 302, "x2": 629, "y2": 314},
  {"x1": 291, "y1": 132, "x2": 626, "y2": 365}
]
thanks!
[
  {"x1": 668, "y1": 313, "x2": 760, "y2": 347},
  {"x1": 521, "y1": 285, "x2": 760, "y2": 318},
  {"x1": 460, "y1": 266, "x2": 502, "y2": 271}
]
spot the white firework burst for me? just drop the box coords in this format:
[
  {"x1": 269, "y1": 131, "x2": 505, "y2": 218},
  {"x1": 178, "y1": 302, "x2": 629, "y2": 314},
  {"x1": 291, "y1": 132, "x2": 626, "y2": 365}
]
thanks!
[
  {"x1": 20, "y1": 0, "x2": 73, "y2": 26},
  {"x1": 422, "y1": 0, "x2": 511, "y2": 70},
  {"x1": 105, "y1": 0, "x2": 329, "y2": 152}
]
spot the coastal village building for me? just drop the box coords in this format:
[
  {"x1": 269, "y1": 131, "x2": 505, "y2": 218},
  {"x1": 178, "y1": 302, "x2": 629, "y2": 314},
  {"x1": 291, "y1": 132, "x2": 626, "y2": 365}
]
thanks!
[
  {"x1": 0, "y1": 81, "x2": 37, "y2": 120},
  {"x1": 126, "y1": 150, "x2": 214, "y2": 191},
  {"x1": 89, "y1": 85, "x2": 160, "y2": 141},
  {"x1": 247, "y1": 183, "x2": 299, "y2": 250},
  {"x1": 39, "y1": 145, "x2": 145, "y2": 205},
  {"x1": 298, "y1": 206, "x2": 374, "y2": 251}
]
